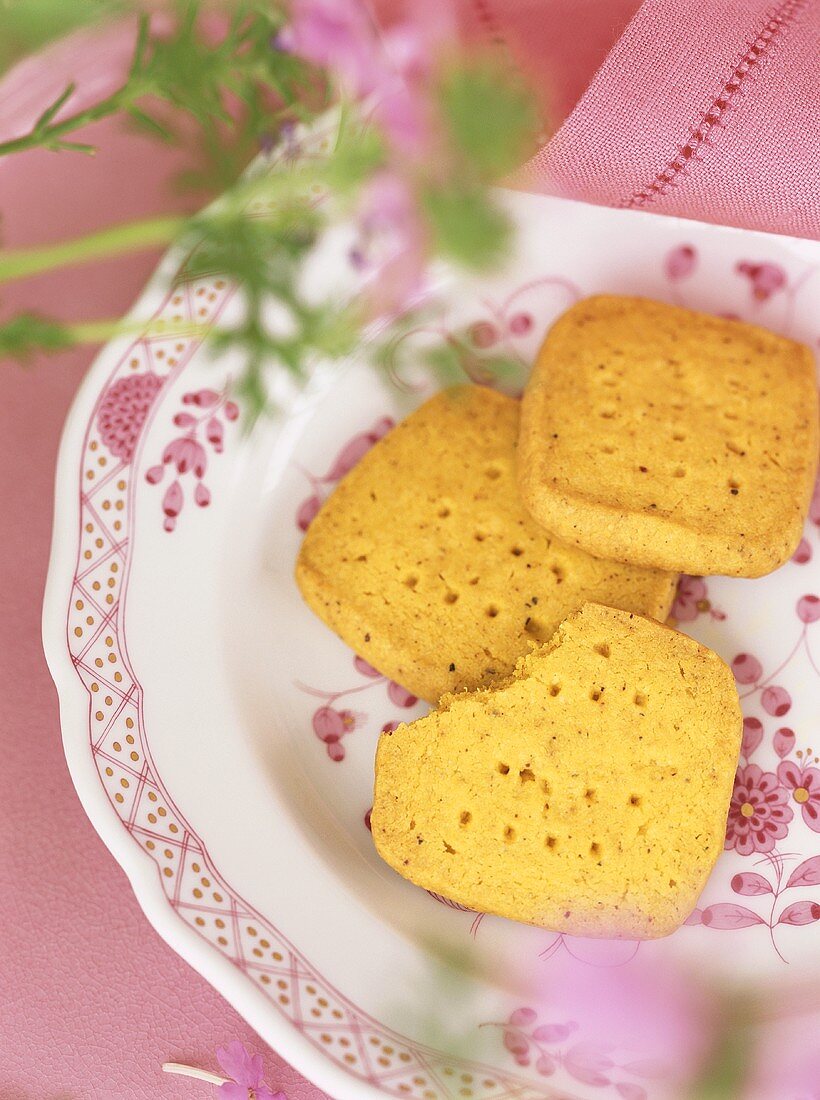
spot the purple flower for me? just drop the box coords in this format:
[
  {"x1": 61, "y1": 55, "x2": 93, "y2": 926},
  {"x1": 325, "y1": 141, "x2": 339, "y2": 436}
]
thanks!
[{"x1": 216, "y1": 1041, "x2": 286, "y2": 1100}]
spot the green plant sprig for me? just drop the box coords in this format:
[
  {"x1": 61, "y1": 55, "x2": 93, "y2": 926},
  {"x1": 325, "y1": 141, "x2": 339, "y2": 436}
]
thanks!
[{"x1": 0, "y1": 1, "x2": 541, "y2": 422}]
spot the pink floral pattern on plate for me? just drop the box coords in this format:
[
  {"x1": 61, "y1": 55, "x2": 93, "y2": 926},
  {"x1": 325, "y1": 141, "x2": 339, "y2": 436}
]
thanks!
[
  {"x1": 145, "y1": 387, "x2": 239, "y2": 531},
  {"x1": 53, "y1": 211, "x2": 820, "y2": 1100},
  {"x1": 482, "y1": 1007, "x2": 659, "y2": 1099}
]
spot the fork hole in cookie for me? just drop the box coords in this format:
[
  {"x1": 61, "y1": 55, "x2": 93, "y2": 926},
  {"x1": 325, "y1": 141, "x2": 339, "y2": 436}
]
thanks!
[
  {"x1": 549, "y1": 683, "x2": 561, "y2": 697},
  {"x1": 438, "y1": 506, "x2": 451, "y2": 519},
  {"x1": 443, "y1": 841, "x2": 456, "y2": 855},
  {"x1": 590, "y1": 841, "x2": 601, "y2": 858},
  {"x1": 629, "y1": 794, "x2": 642, "y2": 807},
  {"x1": 496, "y1": 762, "x2": 510, "y2": 776},
  {"x1": 511, "y1": 546, "x2": 524, "y2": 557},
  {"x1": 404, "y1": 574, "x2": 418, "y2": 589},
  {"x1": 485, "y1": 466, "x2": 502, "y2": 480},
  {"x1": 545, "y1": 835, "x2": 557, "y2": 850},
  {"x1": 673, "y1": 466, "x2": 686, "y2": 478},
  {"x1": 599, "y1": 408, "x2": 617, "y2": 419},
  {"x1": 728, "y1": 479, "x2": 741, "y2": 495},
  {"x1": 485, "y1": 605, "x2": 499, "y2": 618},
  {"x1": 672, "y1": 431, "x2": 686, "y2": 442},
  {"x1": 584, "y1": 788, "x2": 597, "y2": 804},
  {"x1": 459, "y1": 811, "x2": 472, "y2": 826},
  {"x1": 474, "y1": 531, "x2": 486, "y2": 542},
  {"x1": 503, "y1": 825, "x2": 516, "y2": 843},
  {"x1": 444, "y1": 591, "x2": 459, "y2": 605},
  {"x1": 600, "y1": 444, "x2": 616, "y2": 455},
  {"x1": 519, "y1": 767, "x2": 535, "y2": 783},
  {"x1": 669, "y1": 878, "x2": 677, "y2": 888},
  {"x1": 590, "y1": 689, "x2": 602, "y2": 702},
  {"x1": 550, "y1": 565, "x2": 565, "y2": 583},
  {"x1": 634, "y1": 693, "x2": 647, "y2": 708},
  {"x1": 594, "y1": 643, "x2": 610, "y2": 658},
  {"x1": 468, "y1": 576, "x2": 480, "y2": 585}
]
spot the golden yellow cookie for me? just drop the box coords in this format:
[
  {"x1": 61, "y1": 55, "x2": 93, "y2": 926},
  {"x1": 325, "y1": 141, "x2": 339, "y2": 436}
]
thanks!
[
  {"x1": 518, "y1": 295, "x2": 819, "y2": 578},
  {"x1": 296, "y1": 386, "x2": 676, "y2": 703},
  {"x1": 372, "y1": 603, "x2": 742, "y2": 938}
]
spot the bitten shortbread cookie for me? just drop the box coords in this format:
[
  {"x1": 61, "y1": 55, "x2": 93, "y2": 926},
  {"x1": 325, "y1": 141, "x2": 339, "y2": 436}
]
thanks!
[
  {"x1": 372, "y1": 603, "x2": 742, "y2": 939},
  {"x1": 518, "y1": 296, "x2": 819, "y2": 578},
  {"x1": 296, "y1": 386, "x2": 676, "y2": 703}
]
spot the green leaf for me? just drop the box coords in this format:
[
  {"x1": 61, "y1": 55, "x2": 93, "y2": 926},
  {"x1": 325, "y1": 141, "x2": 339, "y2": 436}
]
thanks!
[
  {"x1": 126, "y1": 106, "x2": 176, "y2": 144},
  {"x1": 422, "y1": 185, "x2": 510, "y2": 270},
  {"x1": 0, "y1": 313, "x2": 75, "y2": 359},
  {"x1": 439, "y1": 60, "x2": 539, "y2": 179}
]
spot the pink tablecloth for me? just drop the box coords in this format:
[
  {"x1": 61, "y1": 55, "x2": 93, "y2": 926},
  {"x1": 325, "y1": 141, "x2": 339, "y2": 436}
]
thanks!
[{"x1": 2, "y1": 2, "x2": 818, "y2": 1096}]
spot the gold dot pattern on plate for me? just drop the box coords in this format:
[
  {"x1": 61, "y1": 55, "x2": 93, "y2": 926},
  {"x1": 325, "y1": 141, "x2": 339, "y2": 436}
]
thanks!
[{"x1": 64, "y1": 250, "x2": 542, "y2": 1100}]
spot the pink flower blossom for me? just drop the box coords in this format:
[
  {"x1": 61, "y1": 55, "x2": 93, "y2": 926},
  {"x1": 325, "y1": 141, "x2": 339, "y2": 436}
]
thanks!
[
  {"x1": 279, "y1": 0, "x2": 384, "y2": 96},
  {"x1": 355, "y1": 171, "x2": 427, "y2": 317},
  {"x1": 664, "y1": 244, "x2": 697, "y2": 281},
  {"x1": 216, "y1": 1040, "x2": 285, "y2": 1100},
  {"x1": 725, "y1": 764, "x2": 793, "y2": 855},
  {"x1": 777, "y1": 761, "x2": 820, "y2": 832},
  {"x1": 163, "y1": 436, "x2": 207, "y2": 478},
  {"x1": 97, "y1": 371, "x2": 163, "y2": 462},
  {"x1": 671, "y1": 575, "x2": 708, "y2": 622}
]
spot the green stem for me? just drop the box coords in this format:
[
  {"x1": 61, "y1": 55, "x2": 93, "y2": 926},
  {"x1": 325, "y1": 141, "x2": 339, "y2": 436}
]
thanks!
[
  {"x1": 66, "y1": 315, "x2": 215, "y2": 346},
  {"x1": 0, "y1": 84, "x2": 136, "y2": 159},
  {"x1": 0, "y1": 215, "x2": 185, "y2": 285}
]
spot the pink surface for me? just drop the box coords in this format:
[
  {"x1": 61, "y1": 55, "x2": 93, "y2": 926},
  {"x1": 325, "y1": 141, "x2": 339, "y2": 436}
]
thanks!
[
  {"x1": 521, "y1": 0, "x2": 820, "y2": 238},
  {"x1": 1, "y1": 3, "x2": 817, "y2": 1097}
]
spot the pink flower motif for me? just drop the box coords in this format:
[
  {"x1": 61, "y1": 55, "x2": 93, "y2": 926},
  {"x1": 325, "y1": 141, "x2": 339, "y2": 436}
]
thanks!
[
  {"x1": 508, "y1": 312, "x2": 532, "y2": 335},
  {"x1": 216, "y1": 1040, "x2": 285, "y2": 1100},
  {"x1": 725, "y1": 764, "x2": 793, "y2": 855},
  {"x1": 387, "y1": 681, "x2": 418, "y2": 707},
  {"x1": 777, "y1": 761, "x2": 820, "y2": 832},
  {"x1": 296, "y1": 495, "x2": 322, "y2": 531},
  {"x1": 774, "y1": 727, "x2": 796, "y2": 758},
  {"x1": 736, "y1": 260, "x2": 787, "y2": 301},
  {"x1": 664, "y1": 244, "x2": 697, "y2": 281},
  {"x1": 741, "y1": 716, "x2": 763, "y2": 758},
  {"x1": 469, "y1": 321, "x2": 498, "y2": 349},
  {"x1": 671, "y1": 575, "x2": 708, "y2": 622},
  {"x1": 731, "y1": 652, "x2": 762, "y2": 685},
  {"x1": 761, "y1": 685, "x2": 791, "y2": 717},
  {"x1": 163, "y1": 480, "x2": 183, "y2": 527},
  {"x1": 811, "y1": 478, "x2": 820, "y2": 526},
  {"x1": 354, "y1": 655, "x2": 382, "y2": 678},
  {"x1": 792, "y1": 538, "x2": 812, "y2": 564},
  {"x1": 312, "y1": 705, "x2": 361, "y2": 761},
  {"x1": 797, "y1": 593, "x2": 820, "y2": 622},
  {"x1": 163, "y1": 436, "x2": 207, "y2": 478},
  {"x1": 97, "y1": 371, "x2": 163, "y2": 462}
]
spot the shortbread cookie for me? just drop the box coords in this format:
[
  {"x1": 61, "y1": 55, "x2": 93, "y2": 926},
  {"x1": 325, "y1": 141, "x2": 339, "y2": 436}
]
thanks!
[
  {"x1": 296, "y1": 386, "x2": 676, "y2": 703},
  {"x1": 372, "y1": 603, "x2": 742, "y2": 939},
  {"x1": 518, "y1": 296, "x2": 819, "y2": 577}
]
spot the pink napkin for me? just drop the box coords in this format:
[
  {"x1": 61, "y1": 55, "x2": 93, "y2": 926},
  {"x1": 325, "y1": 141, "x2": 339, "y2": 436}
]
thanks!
[{"x1": 377, "y1": 0, "x2": 820, "y2": 240}]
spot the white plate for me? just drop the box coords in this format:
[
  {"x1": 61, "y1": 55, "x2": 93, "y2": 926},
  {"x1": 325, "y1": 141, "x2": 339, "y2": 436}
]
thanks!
[{"x1": 44, "y1": 166, "x2": 820, "y2": 1100}]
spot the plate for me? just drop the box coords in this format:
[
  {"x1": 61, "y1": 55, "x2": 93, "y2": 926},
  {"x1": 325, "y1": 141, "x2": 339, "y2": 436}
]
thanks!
[{"x1": 44, "y1": 157, "x2": 820, "y2": 1099}]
